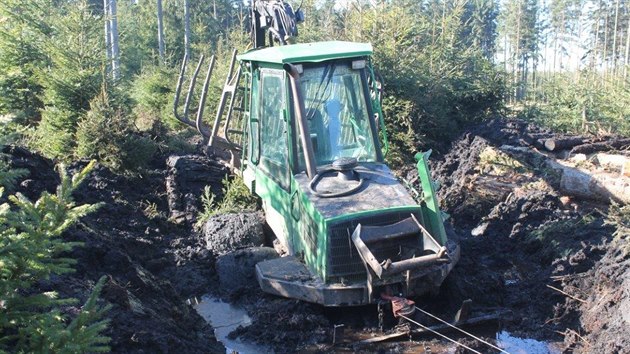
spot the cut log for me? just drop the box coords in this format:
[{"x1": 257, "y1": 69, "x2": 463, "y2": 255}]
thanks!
[
  {"x1": 543, "y1": 137, "x2": 589, "y2": 152},
  {"x1": 499, "y1": 145, "x2": 630, "y2": 204},
  {"x1": 570, "y1": 138, "x2": 630, "y2": 155},
  {"x1": 524, "y1": 133, "x2": 553, "y2": 149}
]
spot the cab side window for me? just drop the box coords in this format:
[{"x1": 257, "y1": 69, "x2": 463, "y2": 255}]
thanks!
[{"x1": 259, "y1": 70, "x2": 289, "y2": 189}]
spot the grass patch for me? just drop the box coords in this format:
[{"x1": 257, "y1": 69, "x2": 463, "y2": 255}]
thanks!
[{"x1": 195, "y1": 175, "x2": 259, "y2": 229}]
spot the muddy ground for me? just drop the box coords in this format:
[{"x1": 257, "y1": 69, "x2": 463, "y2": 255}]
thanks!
[{"x1": 3, "y1": 118, "x2": 629, "y2": 353}]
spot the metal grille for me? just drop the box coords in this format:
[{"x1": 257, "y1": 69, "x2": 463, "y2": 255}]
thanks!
[{"x1": 327, "y1": 212, "x2": 420, "y2": 284}]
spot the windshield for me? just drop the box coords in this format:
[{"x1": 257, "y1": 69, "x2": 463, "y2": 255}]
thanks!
[{"x1": 298, "y1": 62, "x2": 377, "y2": 167}]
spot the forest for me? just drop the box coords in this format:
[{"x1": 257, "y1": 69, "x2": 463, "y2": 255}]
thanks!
[{"x1": 0, "y1": 0, "x2": 629, "y2": 353}]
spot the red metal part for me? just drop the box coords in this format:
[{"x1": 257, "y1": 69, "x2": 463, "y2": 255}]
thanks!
[{"x1": 381, "y1": 294, "x2": 416, "y2": 318}]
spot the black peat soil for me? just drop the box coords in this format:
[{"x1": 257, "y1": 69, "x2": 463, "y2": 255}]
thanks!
[
  {"x1": 3, "y1": 117, "x2": 628, "y2": 354},
  {"x1": 430, "y1": 119, "x2": 628, "y2": 353},
  {"x1": 3, "y1": 145, "x2": 227, "y2": 353},
  {"x1": 212, "y1": 120, "x2": 628, "y2": 353}
]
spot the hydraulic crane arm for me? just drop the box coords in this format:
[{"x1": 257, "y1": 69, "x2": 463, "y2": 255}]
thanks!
[{"x1": 251, "y1": 0, "x2": 304, "y2": 48}]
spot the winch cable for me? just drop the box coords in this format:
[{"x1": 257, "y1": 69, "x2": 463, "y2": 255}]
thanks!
[
  {"x1": 413, "y1": 306, "x2": 511, "y2": 354},
  {"x1": 398, "y1": 313, "x2": 482, "y2": 354}
]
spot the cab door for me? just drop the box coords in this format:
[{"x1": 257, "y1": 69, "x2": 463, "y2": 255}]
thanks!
[{"x1": 250, "y1": 68, "x2": 294, "y2": 252}]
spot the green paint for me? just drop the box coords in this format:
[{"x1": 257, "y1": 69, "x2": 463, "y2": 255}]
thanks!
[
  {"x1": 238, "y1": 41, "x2": 372, "y2": 64},
  {"x1": 237, "y1": 44, "x2": 451, "y2": 290},
  {"x1": 415, "y1": 151, "x2": 447, "y2": 245},
  {"x1": 325, "y1": 205, "x2": 422, "y2": 224}
]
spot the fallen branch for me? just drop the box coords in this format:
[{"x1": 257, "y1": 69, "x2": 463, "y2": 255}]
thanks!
[
  {"x1": 546, "y1": 284, "x2": 586, "y2": 303},
  {"x1": 555, "y1": 329, "x2": 590, "y2": 346},
  {"x1": 549, "y1": 273, "x2": 588, "y2": 281}
]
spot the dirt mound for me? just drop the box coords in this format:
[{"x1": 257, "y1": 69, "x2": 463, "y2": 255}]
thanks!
[
  {"x1": 431, "y1": 134, "x2": 500, "y2": 228},
  {"x1": 203, "y1": 212, "x2": 266, "y2": 256},
  {"x1": 166, "y1": 154, "x2": 228, "y2": 224},
  {"x1": 1, "y1": 145, "x2": 58, "y2": 200},
  {"x1": 5, "y1": 148, "x2": 225, "y2": 353},
  {"x1": 432, "y1": 118, "x2": 622, "y2": 351},
  {"x1": 557, "y1": 245, "x2": 630, "y2": 353}
]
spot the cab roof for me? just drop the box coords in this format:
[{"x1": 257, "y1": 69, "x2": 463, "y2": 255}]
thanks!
[{"x1": 237, "y1": 41, "x2": 372, "y2": 64}]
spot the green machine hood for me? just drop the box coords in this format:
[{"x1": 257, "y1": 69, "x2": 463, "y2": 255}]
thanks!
[{"x1": 293, "y1": 163, "x2": 418, "y2": 221}]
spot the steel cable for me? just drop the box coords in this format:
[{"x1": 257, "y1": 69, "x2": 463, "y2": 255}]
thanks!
[
  {"x1": 398, "y1": 314, "x2": 482, "y2": 354},
  {"x1": 413, "y1": 306, "x2": 511, "y2": 354}
]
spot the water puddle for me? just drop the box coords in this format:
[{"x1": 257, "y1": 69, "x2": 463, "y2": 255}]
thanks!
[
  {"x1": 496, "y1": 331, "x2": 563, "y2": 354},
  {"x1": 192, "y1": 295, "x2": 562, "y2": 354},
  {"x1": 377, "y1": 330, "x2": 563, "y2": 353},
  {"x1": 192, "y1": 295, "x2": 271, "y2": 354}
]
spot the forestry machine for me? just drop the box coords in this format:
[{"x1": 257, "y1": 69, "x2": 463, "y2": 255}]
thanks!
[{"x1": 174, "y1": 0, "x2": 459, "y2": 306}]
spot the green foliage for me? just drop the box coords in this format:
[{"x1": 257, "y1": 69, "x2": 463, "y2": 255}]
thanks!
[
  {"x1": 0, "y1": 160, "x2": 110, "y2": 352},
  {"x1": 605, "y1": 201, "x2": 630, "y2": 254},
  {"x1": 0, "y1": 155, "x2": 28, "y2": 192},
  {"x1": 19, "y1": 276, "x2": 111, "y2": 353},
  {"x1": 195, "y1": 185, "x2": 217, "y2": 229},
  {"x1": 338, "y1": 1, "x2": 505, "y2": 157},
  {"x1": 525, "y1": 73, "x2": 630, "y2": 137},
  {"x1": 131, "y1": 65, "x2": 179, "y2": 131},
  {"x1": 75, "y1": 91, "x2": 157, "y2": 173},
  {"x1": 29, "y1": 0, "x2": 104, "y2": 160},
  {"x1": 477, "y1": 146, "x2": 527, "y2": 175},
  {"x1": 195, "y1": 175, "x2": 259, "y2": 228},
  {"x1": 0, "y1": 0, "x2": 51, "y2": 122}
]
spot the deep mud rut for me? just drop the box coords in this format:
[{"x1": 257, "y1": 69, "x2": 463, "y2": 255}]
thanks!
[{"x1": 3, "y1": 118, "x2": 628, "y2": 353}]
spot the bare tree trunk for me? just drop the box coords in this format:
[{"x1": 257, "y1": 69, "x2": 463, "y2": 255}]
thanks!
[
  {"x1": 624, "y1": 16, "x2": 630, "y2": 82},
  {"x1": 104, "y1": 0, "x2": 111, "y2": 64},
  {"x1": 157, "y1": 0, "x2": 165, "y2": 63},
  {"x1": 109, "y1": 0, "x2": 120, "y2": 80},
  {"x1": 612, "y1": 0, "x2": 620, "y2": 75},
  {"x1": 553, "y1": 29, "x2": 558, "y2": 72},
  {"x1": 184, "y1": 0, "x2": 191, "y2": 59},
  {"x1": 594, "y1": 1, "x2": 601, "y2": 71},
  {"x1": 514, "y1": 2, "x2": 521, "y2": 101},
  {"x1": 603, "y1": 15, "x2": 608, "y2": 79}
]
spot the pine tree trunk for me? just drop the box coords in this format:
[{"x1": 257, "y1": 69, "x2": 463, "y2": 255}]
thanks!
[
  {"x1": 104, "y1": 0, "x2": 111, "y2": 63},
  {"x1": 624, "y1": 17, "x2": 630, "y2": 82},
  {"x1": 184, "y1": 0, "x2": 191, "y2": 59},
  {"x1": 612, "y1": 0, "x2": 620, "y2": 75},
  {"x1": 157, "y1": 0, "x2": 165, "y2": 63},
  {"x1": 594, "y1": 2, "x2": 601, "y2": 71},
  {"x1": 553, "y1": 28, "x2": 558, "y2": 71},
  {"x1": 603, "y1": 15, "x2": 608, "y2": 79},
  {"x1": 109, "y1": 0, "x2": 120, "y2": 80},
  {"x1": 514, "y1": 1, "x2": 521, "y2": 101}
]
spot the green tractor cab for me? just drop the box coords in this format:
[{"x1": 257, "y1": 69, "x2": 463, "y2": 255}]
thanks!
[{"x1": 175, "y1": 41, "x2": 459, "y2": 306}]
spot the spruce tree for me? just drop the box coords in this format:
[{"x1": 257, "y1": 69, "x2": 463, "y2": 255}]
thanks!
[
  {"x1": 0, "y1": 0, "x2": 52, "y2": 122},
  {"x1": 0, "y1": 161, "x2": 111, "y2": 352},
  {"x1": 31, "y1": 0, "x2": 104, "y2": 160}
]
